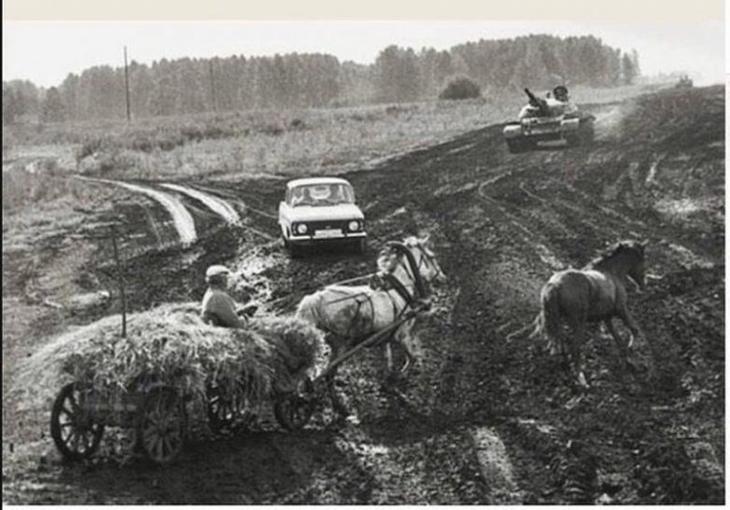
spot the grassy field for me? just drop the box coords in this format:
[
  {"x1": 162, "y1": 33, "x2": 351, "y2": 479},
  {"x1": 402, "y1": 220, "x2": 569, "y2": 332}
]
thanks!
[
  {"x1": 4, "y1": 84, "x2": 661, "y2": 175},
  {"x1": 2, "y1": 83, "x2": 666, "y2": 266},
  {"x1": 2, "y1": 83, "x2": 666, "y2": 222}
]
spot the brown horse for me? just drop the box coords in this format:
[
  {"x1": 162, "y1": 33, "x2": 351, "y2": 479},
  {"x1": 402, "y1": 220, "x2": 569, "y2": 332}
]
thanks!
[{"x1": 530, "y1": 240, "x2": 648, "y2": 387}]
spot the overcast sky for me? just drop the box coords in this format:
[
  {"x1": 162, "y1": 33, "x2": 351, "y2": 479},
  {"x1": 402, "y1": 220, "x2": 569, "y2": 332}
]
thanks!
[{"x1": 2, "y1": 20, "x2": 725, "y2": 88}]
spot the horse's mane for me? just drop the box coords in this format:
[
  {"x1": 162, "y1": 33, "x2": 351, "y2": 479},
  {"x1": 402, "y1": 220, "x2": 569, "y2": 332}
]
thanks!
[
  {"x1": 404, "y1": 236, "x2": 435, "y2": 256},
  {"x1": 378, "y1": 236, "x2": 423, "y2": 264},
  {"x1": 377, "y1": 236, "x2": 434, "y2": 298},
  {"x1": 587, "y1": 240, "x2": 643, "y2": 269}
]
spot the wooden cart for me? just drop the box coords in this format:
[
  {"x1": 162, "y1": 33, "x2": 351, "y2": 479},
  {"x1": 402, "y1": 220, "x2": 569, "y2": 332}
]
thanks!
[{"x1": 50, "y1": 311, "x2": 419, "y2": 464}]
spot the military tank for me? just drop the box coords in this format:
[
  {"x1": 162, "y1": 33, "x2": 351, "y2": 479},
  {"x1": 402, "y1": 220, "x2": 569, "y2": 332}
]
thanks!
[{"x1": 503, "y1": 87, "x2": 595, "y2": 153}]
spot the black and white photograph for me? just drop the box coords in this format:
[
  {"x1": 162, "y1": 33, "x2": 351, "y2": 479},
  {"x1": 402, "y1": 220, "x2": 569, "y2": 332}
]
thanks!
[{"x1": 2, "y1": 0, "x2": 725, "y2": 505}]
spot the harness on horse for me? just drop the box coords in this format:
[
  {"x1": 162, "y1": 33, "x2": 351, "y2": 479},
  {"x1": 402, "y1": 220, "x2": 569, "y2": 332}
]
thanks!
[
  {"x1": 319, "y1": 241, "x2": 432, "y2": 343},
  {"x1": 370, "y1": 241, "x2": 430, "y2": 312}
]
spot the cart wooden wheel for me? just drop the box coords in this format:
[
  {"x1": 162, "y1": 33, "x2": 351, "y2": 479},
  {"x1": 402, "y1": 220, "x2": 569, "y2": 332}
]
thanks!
[
  {"x1": 206, "y1": 382, "x2": 254, "y2": 435},
  {"x1": 137, "y1": 387, "x2": 186, "y2": 464},
  {"x1": 273, "y1": 378, "x2": 315, "y2": 431},
  {"x1": 50, "y1": 383, "x2": 104, "y2": 461}
]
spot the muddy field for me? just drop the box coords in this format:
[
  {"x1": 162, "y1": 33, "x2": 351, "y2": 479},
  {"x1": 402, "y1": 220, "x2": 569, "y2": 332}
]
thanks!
[{"x1": 2, "y1": 85, "x2": 725, "y2": 504}]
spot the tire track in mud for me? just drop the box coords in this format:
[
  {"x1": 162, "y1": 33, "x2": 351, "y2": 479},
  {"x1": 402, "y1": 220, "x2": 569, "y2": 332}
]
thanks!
[
  {"x1": 477, "y1": 178, "x2": 565, "y2": 270},
  {"x1": 160, "y1": 183, "x2": 241, "y2": 224},
  {"x1": 200, "y1": 184, "x2": 281, "y2": 222},
  {"x1": 76, "y1": 176, "x2": 198, "y2": 245},
  {"x1": 190, "y1": 182, "x2": 281, "y2": 221},
  {"x1": 186, "y1": 183, "x2": 281, "y2": 240}
]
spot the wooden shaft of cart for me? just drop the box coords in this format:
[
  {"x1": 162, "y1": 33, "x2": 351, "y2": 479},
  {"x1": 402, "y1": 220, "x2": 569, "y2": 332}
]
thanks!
[{"x1": 317, "y1": 310, "x2": 420, "y2": 379}]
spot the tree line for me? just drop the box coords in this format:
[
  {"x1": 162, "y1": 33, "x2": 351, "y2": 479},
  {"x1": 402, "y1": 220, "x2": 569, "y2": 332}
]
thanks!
[{"x1": 3, "y1": 34, "x2": 640, "y2": 124}]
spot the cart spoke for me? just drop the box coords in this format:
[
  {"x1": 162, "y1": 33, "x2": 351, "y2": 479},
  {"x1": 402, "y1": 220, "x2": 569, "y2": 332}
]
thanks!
[
  {"x1": 80, "y1": 432, "x2": 91, "y2": 453},
  {"x1": 162, "y1": 436, "x2": 173, "y2": 456},
  {"x1": 143, "y1": 427, "x2": 158, "y2": 443},
  {"x1": 61, "y1": 423, "x2": 76, "y2": 442},
  {"x1": 68, "y1": 392, "x2": 81, "y2": 412},
  {"x1": 71, "y1": 431, "x2": 81, "y2": 452},
  {"x1": 169, "y1": 430, "x2": 181, "y2": 447},
  {"x1": 155, "y1": 437, "x2": 165, "y2": 460},
  {"x1": 64, "y1": 430, "x2": 77, "y2": 447}
]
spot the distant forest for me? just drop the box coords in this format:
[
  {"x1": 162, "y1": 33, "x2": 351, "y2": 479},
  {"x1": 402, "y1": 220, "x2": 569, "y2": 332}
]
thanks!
[{"x1": 2, "y1": 34, "x2": 640, "y2": 123}]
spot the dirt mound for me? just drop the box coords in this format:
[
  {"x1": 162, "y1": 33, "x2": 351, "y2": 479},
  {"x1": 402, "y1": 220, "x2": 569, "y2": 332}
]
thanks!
[{"x1": 618, "y1": 85, "x2": 724, "y2": 152}]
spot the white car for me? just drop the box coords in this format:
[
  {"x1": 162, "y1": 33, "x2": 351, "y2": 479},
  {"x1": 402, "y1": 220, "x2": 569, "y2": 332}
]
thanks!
[{"x1": 278, "y1": 177, "x2": 367, "y2": 256}]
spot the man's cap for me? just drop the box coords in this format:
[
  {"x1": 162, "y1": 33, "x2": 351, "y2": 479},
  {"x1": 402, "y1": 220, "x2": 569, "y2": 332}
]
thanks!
[{"x1": 206, "y1": 265, "x2": 231, "y2": 278}]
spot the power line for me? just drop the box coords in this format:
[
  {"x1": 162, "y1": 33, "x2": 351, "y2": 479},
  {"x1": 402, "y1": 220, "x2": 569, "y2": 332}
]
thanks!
[{"x1": 124, "y1": 46, "x2": 131, "y2": 122}]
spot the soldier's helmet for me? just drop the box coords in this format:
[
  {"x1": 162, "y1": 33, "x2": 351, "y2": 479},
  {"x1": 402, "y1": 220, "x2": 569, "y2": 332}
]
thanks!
[{"x1": 553, "y1": 85, "x2": 569, "y2": 101}]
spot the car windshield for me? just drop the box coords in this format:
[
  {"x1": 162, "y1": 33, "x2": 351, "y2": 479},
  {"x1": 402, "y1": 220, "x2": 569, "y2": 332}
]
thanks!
[{"x1": 290, "y1": 183, "x2": 355, "y2": 207}]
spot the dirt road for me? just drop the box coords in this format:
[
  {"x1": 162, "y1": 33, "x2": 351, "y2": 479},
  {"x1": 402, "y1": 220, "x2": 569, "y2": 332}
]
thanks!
[{"x1": 2, "y1": 85, "x2": 724, "y2": 504}]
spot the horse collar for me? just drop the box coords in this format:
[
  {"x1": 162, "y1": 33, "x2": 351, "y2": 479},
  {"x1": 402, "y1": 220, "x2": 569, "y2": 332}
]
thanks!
[
  {"x1": 385, "y1": 241, "x2": 428, "y2": 300},
  {"x1": 383, "y1": 273, "x2": 417, "y2": 308}
]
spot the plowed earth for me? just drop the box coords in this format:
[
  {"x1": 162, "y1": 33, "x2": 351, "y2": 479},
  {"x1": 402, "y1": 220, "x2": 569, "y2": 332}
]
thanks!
[{"x1": 3, "y1": 85, "x2": 724, "y2": 504}]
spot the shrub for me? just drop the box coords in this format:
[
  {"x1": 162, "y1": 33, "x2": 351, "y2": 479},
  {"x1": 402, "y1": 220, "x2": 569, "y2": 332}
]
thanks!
[
  {"x1": 2, "y1": 160, "x2": 68, "y2": 211},
  {"x1": 439, "y1": 77, "x2": 482, "y2": 100}
]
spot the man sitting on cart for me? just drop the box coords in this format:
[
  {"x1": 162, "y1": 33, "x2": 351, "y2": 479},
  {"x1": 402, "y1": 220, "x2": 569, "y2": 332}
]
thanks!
[{"x1": 201, "y1": 265, "x2": 256, "y2": 328}]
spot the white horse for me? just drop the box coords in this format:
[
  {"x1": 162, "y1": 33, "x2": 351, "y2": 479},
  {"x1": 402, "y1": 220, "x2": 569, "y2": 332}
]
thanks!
[{"x1": 295, "y1": 235, "x2": 446, "y2": 415}]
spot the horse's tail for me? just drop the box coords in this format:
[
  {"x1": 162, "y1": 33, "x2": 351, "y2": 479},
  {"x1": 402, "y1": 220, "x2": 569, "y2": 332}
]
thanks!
[{"x1": 531, "y1": 282, "x2": 562, "y2": 354}]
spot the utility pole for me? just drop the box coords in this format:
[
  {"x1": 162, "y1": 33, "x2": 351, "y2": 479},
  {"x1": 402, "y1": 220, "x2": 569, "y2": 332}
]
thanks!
[
  {"x1": 109, "y1": 225, "x2": 127, "y2": 337},
  {"x1": 124, "y1": 46, "x2": 131, "y2": 122},
  {"x1": 71, "y1": 215, "x2": 134, "y2": 338},
  {"x1": 209, "y1": 59, "x2": 217, "y2": 112}
]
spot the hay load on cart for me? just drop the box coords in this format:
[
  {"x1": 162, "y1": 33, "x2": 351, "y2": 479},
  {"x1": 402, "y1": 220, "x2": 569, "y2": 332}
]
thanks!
[{"x1": 17, "y1": 303, "x2": 328, "y2": 464}]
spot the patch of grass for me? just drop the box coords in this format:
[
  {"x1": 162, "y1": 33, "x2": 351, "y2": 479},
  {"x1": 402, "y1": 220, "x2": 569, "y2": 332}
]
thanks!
[
  {"x1": 2, "y1": 84, "x2": 663, "y2": 189},
  {"x1": 2, "y1": 160, "x2": 100, "y2": 212}
]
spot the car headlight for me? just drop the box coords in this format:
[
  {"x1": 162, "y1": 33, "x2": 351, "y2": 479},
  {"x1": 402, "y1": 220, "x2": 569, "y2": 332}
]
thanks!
[
  {"x1": 296, "y1": 223, "x2": 308, "y2": 234},
  {"x1": 348, "y1": 220, "x2": 360, "y2": 232}
]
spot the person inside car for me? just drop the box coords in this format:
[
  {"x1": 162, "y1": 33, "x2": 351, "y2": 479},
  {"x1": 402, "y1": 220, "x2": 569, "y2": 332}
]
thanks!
[
  {"x1": 292, "y1": 187, "x2": 314, "y2": 206},
  {"x1": 329, "y1": 184, "x2": 346, "y2": 204}
]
